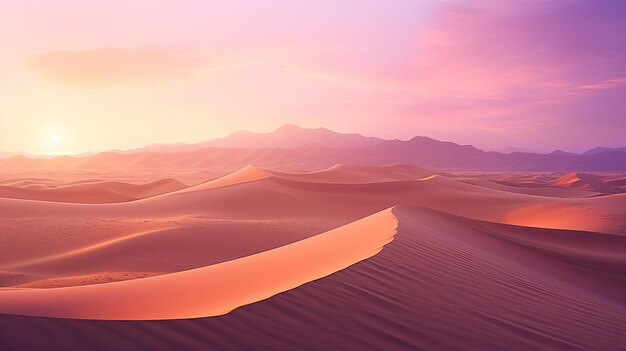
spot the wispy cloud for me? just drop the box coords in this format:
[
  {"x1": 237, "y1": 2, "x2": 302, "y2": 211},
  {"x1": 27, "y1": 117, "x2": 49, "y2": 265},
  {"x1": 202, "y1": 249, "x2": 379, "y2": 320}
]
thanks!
[
  {"x1": 354, "y1": 0, "x2": 626, "y2": 136},
  {"x1": 28, "y1": 47, "x2": 212, "y2": 87},
  {"x1": 575, "y1": 76, "x2": 626, "y2": 91}
]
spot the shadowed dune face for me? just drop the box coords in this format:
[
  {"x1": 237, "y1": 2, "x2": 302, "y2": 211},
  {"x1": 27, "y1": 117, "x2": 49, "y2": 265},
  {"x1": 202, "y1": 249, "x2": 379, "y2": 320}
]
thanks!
[{"x1": 0, "y1": 164, "x2": 625, "y2": 349}]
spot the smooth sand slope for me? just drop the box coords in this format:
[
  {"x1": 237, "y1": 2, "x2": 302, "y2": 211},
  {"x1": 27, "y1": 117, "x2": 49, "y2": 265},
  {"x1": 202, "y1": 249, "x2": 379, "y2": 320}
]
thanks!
[
  {"x1": 174, "y1": 164, "x2": 272, "y2": 193},
  {"x1": 0, "y1": 209, "x2": 397, "y2": 320},
  {"x1": 450, "y1": 170, "x2": 626, "y2": 197},
  {"x1": 453, "y1": 176, "x2": 599, "y2": 197},
  {"x1": 270, "y1": 164, "x2": 435, "y2": 184},
  {"x1": 550, "y1": 172, "x2": 619, "y2": 193},
  {"x1": 0, "y1": 178, "x2": 186, "y2": 203}
]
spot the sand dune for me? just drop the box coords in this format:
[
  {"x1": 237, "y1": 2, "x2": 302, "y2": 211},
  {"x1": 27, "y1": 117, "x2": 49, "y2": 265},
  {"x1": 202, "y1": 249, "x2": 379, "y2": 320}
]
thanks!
[
  {"x1": 0, "y1": 178, "x2": 58, "y2": 187},
  {"x1": 1, "y1": 164, "x2": 624, "y2": 230},
  {"x1": 0, "y1": 178, "x2": 187, "y2": 203},
  {"x1": 1, "y1": 206, "x2": 624, "y2": 350},
  {"x1": 0, "y1": 208, "x2": 397, "y2": 320},
  {"x1": 0, "y1": 165, "x2": 623, "y2": 291},
  {"x1": 454, "y1": 176, "x2": 598, "y2": 197},
  {"x1": 270, "y1": 164, "x2": 435, "y2": 184},
  {"x1": 0, "y1": 164, "x2": 625, "y2": 349},
  {"x1": 0, "y1": 217, "x2": 342, "y2": 288},
  {"x1": 605, "y1": 176, "x2": 626, "y2": 192},
  {"x1": 551, "y1": 172, "x2": 618, "y2": 193},
  {"x1": 176, "y1": 164, "x2": 271, "y2": 193}
]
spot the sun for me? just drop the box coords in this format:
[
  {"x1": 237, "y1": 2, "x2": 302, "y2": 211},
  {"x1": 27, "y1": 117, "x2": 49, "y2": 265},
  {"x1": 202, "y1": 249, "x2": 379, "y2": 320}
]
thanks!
[{"x1": 42, "y1": 130, "x2": 65, "y2": 155}]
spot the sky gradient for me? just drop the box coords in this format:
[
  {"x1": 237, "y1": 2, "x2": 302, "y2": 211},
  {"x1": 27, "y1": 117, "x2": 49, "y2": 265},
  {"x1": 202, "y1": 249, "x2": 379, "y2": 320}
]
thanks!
[{"x1": 1, "y1": 0, "x2": 625, "y2": 155}]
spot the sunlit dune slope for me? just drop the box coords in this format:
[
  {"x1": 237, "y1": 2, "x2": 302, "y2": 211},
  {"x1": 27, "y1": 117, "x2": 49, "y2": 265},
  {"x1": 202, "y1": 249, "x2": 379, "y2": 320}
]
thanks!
[
  {"x1": 550, "y1": 172, "x2": 618, "y2": 193},
  {"x1": 269, "y1": 164, "x2": 435, "y2": 184},
  {"x1": 0, "y1": 208, "x2": 397, "y2": 320},
  {"x1": 175, "y1": 164, "x2": 271, "y2": 193}
]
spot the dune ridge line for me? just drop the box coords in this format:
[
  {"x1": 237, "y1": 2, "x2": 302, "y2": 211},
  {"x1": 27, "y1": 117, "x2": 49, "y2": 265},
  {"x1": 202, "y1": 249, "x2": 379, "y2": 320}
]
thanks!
[{"x1": 0, "y1": 207, "x2": 398, "y2": 320}]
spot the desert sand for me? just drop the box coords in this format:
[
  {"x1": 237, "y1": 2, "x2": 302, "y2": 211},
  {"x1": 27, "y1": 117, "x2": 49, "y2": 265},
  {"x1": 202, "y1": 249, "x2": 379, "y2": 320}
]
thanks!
[{"x1": 0, "y1": 163, "x2": 625, "y2": 349}]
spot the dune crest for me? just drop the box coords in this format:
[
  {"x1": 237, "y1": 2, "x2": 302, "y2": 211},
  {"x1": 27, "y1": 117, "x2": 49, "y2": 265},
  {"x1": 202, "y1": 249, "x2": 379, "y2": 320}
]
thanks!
[
  {"x1": 176, "y1": 165, "x2": 272, "y2": 193},
  {"x1": 272, "y1": 164, "x2": 436, "y2": 184},
  {"x1": 551, "y1": 172, "x2": 617, "y2": 193},
  {"x1": 0, "y1": 178, "x2": 187, "y2": 203},
  {"x1": 0, "y1": 208, "x2": 397, "y2": 320}
]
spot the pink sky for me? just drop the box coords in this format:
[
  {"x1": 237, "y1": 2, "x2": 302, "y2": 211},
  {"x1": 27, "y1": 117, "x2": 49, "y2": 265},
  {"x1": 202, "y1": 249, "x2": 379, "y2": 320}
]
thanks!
[{"x1": 1, "y1": 0, "x2": 625, "y2": 155}]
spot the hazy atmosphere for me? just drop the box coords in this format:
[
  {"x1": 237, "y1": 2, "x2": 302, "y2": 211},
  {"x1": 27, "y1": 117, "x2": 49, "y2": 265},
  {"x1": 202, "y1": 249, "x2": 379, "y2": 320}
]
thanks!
[
  {"x1": 1, "y1": 1, "x2": 626, "y2": 350},
  {"x1": 2, "y1": 0, "x2": 626, "y2": 155}
]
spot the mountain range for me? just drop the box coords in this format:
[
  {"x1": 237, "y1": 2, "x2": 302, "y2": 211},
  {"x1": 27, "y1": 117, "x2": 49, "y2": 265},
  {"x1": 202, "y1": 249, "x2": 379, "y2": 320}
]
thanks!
[{"x1": 1, "y1": 125, "x2": 625, "y2": 171}]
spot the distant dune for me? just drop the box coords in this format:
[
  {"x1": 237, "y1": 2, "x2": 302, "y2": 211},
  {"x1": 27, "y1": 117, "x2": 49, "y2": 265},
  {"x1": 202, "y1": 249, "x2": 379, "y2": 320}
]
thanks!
[
  {"x1": 271, "y1": 164, "x2": 434, "y2": 184},
  {"x1": 550, "y1": 172, "x2": 618, "y2": 193},
  {"x1": 0, "y1": 178, "x2": 186, "y2": 203},
  {"x1": 177, "y1": 164, "x2": 271, "y2": 193}
]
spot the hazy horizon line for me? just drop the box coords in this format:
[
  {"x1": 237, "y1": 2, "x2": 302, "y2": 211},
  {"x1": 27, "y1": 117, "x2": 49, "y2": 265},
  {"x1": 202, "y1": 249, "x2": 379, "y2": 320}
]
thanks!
[{"x1": 0, "y1": 123, "x2": 620, "y2": 158}]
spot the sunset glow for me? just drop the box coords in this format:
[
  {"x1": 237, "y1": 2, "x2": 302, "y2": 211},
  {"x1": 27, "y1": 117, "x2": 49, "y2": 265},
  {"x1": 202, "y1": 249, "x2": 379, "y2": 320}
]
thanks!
[{"x1": 2, "y1": 0, "x2": 625, "y2": 155}]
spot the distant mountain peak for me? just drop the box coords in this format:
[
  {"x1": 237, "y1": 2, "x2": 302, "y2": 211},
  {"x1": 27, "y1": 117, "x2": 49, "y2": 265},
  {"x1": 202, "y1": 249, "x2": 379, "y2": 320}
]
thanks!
[
  {"x1": 584, "y1": 146, "x2": 626, "y2": 155},
  {"x1": 496, "y1": 146, "x2": 535, "y2": 154},
  {"x1": 197, "y1": 124, "x2": 387, "y2": 150},
  {"x1": 274, "y1": 123, "x2": 300, "y2": 132},
  {"x1": 550, "y1": 149, "x2": 574, "y2": 155},
  {"x1": 3, "y1": 125, "x2": 626, "y2": 172},
  {"x1": 21, "y1": 124, "x2": 617, "y2": 172}
]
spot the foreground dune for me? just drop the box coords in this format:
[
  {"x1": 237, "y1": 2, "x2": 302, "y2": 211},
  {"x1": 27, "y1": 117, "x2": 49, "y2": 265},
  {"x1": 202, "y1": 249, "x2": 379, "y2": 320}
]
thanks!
[
  {"x1": 0, "y1": 208, "x2": 397, "y2": 320},
  {"x1": 1, "y1": 206, "x2": 624, "y2": 350}
]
